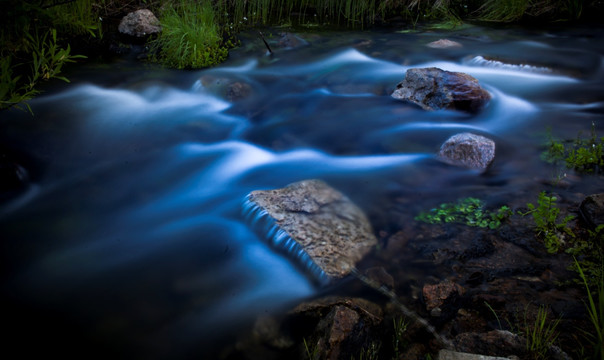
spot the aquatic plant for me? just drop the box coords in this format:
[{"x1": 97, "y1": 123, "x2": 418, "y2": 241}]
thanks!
[
  {"x1": 542, "y1": 123, "x2": 604, "y2": 174},
  {"x1": 148, "y1": 0, "x2": 229, "y2": 69},
  {"x1": 415, "y1": 197, "x2": 512, "y2": 229},
  {"x1": 524, "y1": 305, "x2": 561, "y2": 360},
  {"x1": 520, "y1": 191, "x2": 574, "y2": 254},
  {"x1": 574, "y1": 258, "x2": 604, "y2": 360}
]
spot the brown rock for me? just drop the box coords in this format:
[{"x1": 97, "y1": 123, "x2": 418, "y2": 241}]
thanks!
[
  {"x1": 391, "y1": 67, "x2": 491, "y2": 113},
  {"x1": 437, "y1": 133, "x2": 495, "y2": 171},
  {"x1": 423, "y1": 280, "x2": 465, "y2": 311}
]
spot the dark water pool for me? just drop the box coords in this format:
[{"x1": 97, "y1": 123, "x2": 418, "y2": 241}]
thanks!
[{"x1": 1, "y1": 24, "x2": 603, "y2": 358}]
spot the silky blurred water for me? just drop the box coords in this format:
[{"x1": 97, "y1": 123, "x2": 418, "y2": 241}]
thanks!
[{"x1": 1, "y1": 24, "x2": 603, "y2": 358}]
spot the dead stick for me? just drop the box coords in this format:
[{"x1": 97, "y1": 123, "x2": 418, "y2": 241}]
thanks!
[{"x1": 259, "y1": 31, "x2": 273, "y2": 55}]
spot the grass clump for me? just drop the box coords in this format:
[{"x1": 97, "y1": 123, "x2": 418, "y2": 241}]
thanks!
[
  {"x1": 415, "y1": 197, "x2": 512, "y2": 229},
  {"x1": 148, "y1": 0, "x2": 229, "y2": 69},
  {"x1": 574, "y1": 258, "x2": 604, "y2": 360},
  {"x1": 523, "y1": 305, "x2": 561, "y2": 360}
]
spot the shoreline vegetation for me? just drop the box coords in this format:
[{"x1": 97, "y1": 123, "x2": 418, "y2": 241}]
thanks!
[{"x1": 1, "y1": 0, "x2": 604, "y2": 111}]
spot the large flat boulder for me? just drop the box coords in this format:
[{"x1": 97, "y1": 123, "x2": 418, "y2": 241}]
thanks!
[
  {"x1": 243, "y1": 179, "x2": 377, "y2": 285},
  {"x1": 392, "y1": 67, "x2": 491, "y2": 113}
]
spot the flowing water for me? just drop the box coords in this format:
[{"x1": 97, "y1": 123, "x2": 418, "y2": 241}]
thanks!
[{"x1": 1, "y1": 24, "x2": 603, "y2": 358}]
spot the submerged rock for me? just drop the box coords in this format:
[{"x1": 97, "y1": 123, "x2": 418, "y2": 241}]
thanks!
[
  {"x1": 118, "y1": 9, "x2": 161, "y2": 38},
  {"x1": 276, "y1": 32, "x2": 308, "y2": 49},
  {"x1": 289, "y1": 297, "x2": 382, "y2": 360},
  {"x1": 438, "y1": 349, "x2": 514, "y2": 360},
  {"x1": 437, "y1": 133, "x2": 495, "y2": 171},
  {"x1": 243, "y1": 179, "x2": 377, "y2": 285},
  {"x1": 423, "y1": 280, "x2": 465, "y2": 312},
  {"x1": 391, "y1": 67, "x2": 491, "y2": 113},
  {"x1": 579, "y1": 193, "x2": 604, "y2": 228},
  {"x1": 427, "y1": 39, "x2": 463, "y2": 49}
]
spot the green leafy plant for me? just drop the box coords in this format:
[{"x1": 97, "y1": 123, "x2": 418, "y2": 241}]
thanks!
[
  {"x1": 1, "y1": 28, "x2": 85, "y2": 113},
  {"x1": 415, "y1": 197, "x2": 512, "y2": 229},
  {"x1": 541, "y1": 123, "x2": 604, "y2": 174},
  {"x1": 520, "y1": 191, "x2": 574, "y2": 254},
  {"x1": 574, "y1": 258, "x2": 604, "y2": 360},
  {"x1": 148, "y1": 0, "x2": 229, "y2": 69},
  {"x1": 524, "y1": 305, "x2": 561, "y2": 360}
]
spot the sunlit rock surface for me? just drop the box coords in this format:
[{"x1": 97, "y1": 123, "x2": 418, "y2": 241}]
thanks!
[
  {"x1": 243, "y1": 179, "x2": 377, "y2": 285},
  {"x1": 118, "y1": 9, "x2": 161, "y2": 38},
  {"x1": 437, "y1": 133, "x2": 495, "y2": 171},
  {"x1": 391, "y1": 67, "x2": 491, "y2": 113}
]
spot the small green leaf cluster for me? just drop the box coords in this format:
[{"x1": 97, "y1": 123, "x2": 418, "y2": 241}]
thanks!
[
  {"x1": 521, "y1": 191, "x2": 575, "y2": 254},
  {"x1": 415, "y1": 197, "x2": 512, "y2": 229},
  {"x1": 541, "y1": 124, "x2": 604, "y2": 174}
]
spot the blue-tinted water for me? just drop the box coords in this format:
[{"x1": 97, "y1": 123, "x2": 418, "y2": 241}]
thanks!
[{"x1": 1, "y1": 25, "x2": 603, "y2": 358}]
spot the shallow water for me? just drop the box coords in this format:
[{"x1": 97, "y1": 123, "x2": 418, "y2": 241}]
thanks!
[{"x1": 1, "y1": 24, "x2": 603, "y2": 358}]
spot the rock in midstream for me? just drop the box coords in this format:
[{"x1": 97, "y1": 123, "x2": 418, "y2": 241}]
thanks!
[
  {"x1": 438, "y1": 132, "x2": 496, "y2": 171},
  {"x1": 391, "y1": 67, "x2": 491, "y2": 113},
  {"x1": 243, "y1": 179, "x2": 377, "y2": 285}
]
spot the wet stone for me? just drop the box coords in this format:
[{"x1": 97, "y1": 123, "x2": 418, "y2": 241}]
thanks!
[
  {"x1": 438, "y1": 132, "x2": 496, "y2": 171},
  {"x1": 579, "y1": 193, "x2": 604, "y2": 228},
  {"x1": 243, "y1": 179, "x2": 378, "y2": 285},
  {"x1": 391, "y1": 67, "x2": 491, "y2": 113},
  {"x1": 423, "y1": 280, "x2": 465, "y2": 311}
]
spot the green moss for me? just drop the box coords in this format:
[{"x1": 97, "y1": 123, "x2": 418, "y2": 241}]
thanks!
[{"x1": 415, "y1": 197, "x2": 512, "y2": 229}]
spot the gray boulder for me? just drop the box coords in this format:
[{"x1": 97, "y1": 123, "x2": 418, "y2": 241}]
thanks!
[
  {"x1": 392, "y1": 67, "x2": 491, "y2": 113},
  {"x1": 118, "y1": 9, "x2": 161, "y2": 38},
  {"x1": 438, "y1": 133, "x2": 495, "y2": 171},
  {"x1": 243, "y1": 179, "x2": 377, "y2": 285}
]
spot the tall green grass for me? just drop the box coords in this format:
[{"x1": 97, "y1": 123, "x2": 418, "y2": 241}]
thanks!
[
  {"x1": 46, "y1": 0, "x2": 103, "y2": 38},
  {"x1": 148, "y1": 0, "x2": 228, "y2": 69},
  {"x1": 575, "y1": 258, "x2": 604, "y2": 360}
]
